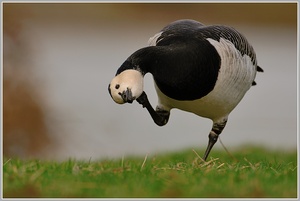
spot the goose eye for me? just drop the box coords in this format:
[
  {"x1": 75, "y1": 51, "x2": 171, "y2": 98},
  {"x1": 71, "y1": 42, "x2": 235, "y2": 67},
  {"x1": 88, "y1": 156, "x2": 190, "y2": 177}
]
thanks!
[{"x1": 115, "y1": 84, "x2": 120, "y2": 89}]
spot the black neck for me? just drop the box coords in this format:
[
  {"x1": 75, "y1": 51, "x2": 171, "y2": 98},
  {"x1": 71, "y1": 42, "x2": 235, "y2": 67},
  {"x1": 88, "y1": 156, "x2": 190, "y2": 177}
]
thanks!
[
  {"x1": 116, "y1": 46, "x2": 163, "y2": 76},
  {"x1": 116, "y1": 40, "x2": 221, "y2": 100}
]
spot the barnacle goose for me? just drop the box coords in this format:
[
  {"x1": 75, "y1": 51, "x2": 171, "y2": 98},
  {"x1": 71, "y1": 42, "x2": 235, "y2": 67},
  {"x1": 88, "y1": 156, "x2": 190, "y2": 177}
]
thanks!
[{"x1": 108, "y1": 19, "x2": 263, "y2": 161}]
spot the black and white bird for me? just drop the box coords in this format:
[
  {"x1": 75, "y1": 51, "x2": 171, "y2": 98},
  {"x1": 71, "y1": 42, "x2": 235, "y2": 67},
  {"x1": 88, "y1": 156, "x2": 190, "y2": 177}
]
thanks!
[{"x1": 108, "y1": 19, "x2": 263, "y2": 161}]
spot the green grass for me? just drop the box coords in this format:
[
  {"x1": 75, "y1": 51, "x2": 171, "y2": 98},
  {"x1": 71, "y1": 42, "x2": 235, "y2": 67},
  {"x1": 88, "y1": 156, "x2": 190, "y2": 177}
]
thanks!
[{"x1": 3, "y1": 146, "x2": 298, "y2": 198}]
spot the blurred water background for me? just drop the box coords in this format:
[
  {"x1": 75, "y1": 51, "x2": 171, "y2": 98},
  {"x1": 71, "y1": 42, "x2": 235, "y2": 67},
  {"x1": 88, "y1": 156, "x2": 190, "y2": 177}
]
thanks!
[{"x1": 2, "y1": 3, "x2": 298, "y2": 160}]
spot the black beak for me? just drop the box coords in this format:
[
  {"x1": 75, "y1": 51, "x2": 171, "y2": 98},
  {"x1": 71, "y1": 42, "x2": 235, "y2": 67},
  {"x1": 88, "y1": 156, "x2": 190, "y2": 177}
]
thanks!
[
  {"x1": 121, "y1": 88, "x2": 135, "y2": 103},
  {"x1": 108, "y1": 84, "x2": 112, "y2": 96}
]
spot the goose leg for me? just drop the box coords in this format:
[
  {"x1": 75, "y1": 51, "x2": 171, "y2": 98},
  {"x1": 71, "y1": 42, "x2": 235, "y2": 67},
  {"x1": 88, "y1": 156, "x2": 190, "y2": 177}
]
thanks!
[
  {"x1": 136, "y1": 91, "x2": 170, "y2": 126},
  {"x1": 203, "y1": 118, "x2": 228, "y2": 161}
]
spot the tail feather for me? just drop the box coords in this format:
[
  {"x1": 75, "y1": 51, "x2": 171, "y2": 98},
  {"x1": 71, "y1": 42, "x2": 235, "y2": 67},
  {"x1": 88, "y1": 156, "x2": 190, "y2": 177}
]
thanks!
[{"x1": 257, "y1": 65, "x2": 264, "y2": 72}]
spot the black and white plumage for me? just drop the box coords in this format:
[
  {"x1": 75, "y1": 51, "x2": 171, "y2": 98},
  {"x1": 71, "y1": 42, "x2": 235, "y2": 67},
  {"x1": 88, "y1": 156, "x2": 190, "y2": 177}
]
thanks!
[{"x1": 108, "y1": 19, "x2": 263, "y2": 161}]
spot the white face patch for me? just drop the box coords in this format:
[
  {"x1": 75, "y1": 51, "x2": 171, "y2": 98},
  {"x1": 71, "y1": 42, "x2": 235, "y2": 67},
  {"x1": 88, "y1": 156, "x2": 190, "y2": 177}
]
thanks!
[{"x1": 109, "y1": 70, "x2": 144, "y2": 104}]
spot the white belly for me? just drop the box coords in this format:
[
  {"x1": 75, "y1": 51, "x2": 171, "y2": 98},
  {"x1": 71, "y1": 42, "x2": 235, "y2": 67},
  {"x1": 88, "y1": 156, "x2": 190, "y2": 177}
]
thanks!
[{"x1": 154, "y1": 38, "x2": 257, "y2": 122}]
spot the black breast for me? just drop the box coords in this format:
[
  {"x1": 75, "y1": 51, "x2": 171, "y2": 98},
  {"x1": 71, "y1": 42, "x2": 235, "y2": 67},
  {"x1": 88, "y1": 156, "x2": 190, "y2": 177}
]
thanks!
[{"x1": 149, "y1": 37, "x2": 221, "y2": 101}]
